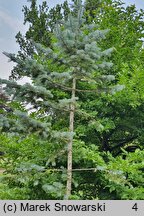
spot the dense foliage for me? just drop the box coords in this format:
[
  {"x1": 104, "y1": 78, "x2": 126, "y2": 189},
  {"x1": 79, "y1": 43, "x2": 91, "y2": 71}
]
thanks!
[{"x1": 0, "y1": 0, "x2": 144, "y2": 200}]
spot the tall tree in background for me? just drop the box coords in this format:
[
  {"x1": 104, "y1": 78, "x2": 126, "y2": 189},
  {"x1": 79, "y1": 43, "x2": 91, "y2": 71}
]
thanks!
[{"x1": 83, "y1": 0, "x2": 144, "y2": 154}]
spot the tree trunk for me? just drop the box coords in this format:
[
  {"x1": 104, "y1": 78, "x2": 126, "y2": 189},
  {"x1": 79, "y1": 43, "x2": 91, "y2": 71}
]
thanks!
[{"x1": 66, "y1": 77, "x2": 76, "y2": 199}]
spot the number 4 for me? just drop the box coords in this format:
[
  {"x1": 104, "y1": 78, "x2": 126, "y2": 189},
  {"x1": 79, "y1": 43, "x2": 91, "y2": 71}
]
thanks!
[{"x1": 132, "y1": 203, "x2": 138, "y2": 211}]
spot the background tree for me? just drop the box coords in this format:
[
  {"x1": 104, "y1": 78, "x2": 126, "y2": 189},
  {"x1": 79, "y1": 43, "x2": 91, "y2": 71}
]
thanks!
[{"x1": 82, "y1": 0, "x2": 144, "y2": 154}]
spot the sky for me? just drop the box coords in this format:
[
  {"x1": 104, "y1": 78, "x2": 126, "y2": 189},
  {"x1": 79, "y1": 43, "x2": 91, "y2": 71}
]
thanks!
[{"x1": 0, "y1": 0, "x2": 144, "y2": 80}]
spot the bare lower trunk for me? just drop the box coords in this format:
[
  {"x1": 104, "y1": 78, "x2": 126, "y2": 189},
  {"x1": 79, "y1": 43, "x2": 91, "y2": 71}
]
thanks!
[{"x1": 66, "y1": 77, "x2": 76, "y2": 199}]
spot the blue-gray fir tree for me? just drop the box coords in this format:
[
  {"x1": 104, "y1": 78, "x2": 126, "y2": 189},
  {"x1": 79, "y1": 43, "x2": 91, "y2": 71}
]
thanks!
[{"x1": 0, "y1": 0, "x2": 120, "y2": 199}]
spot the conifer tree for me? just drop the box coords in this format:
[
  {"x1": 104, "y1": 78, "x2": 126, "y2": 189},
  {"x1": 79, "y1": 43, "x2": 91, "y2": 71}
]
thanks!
[{"x1": 0, "y1": 0, "x2": 116, "y2": 198}]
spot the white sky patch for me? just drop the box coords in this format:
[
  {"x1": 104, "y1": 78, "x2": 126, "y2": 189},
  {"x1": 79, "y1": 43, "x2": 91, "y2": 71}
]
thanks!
[
  {"x1": 0, "y1": 9, "x2": 24, "y2": 32},
  {"x1": 17, "y1": 77, "x2": 32, "y2": 85},
  {"x1": 0, "y1": 37, "x2": 4, "y2": 42},
  {"x1": 0, "y1": 52, "x2": 16, "y2": 79}
]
